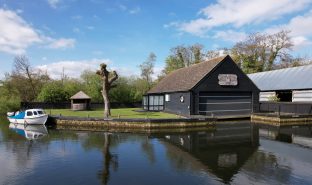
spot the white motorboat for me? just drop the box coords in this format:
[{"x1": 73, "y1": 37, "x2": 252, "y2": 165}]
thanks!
[
  {"x1": 9, "y1": 123, "x2": 48, "y2": 140},
  {"x1": 7, "y1": 109, "x2": 49, "y2": 125}
]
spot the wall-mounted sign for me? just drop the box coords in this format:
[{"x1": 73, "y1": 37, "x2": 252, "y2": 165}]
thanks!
[
  {"x1": 218, "y1": 74, "x2": 238, "y2": 86},
  {"x1": 180, "y1": 96, "x2": 184, "y2": 103}
]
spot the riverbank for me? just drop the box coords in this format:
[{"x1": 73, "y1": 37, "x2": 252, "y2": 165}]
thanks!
[
  {"x1": 251, "y1": 113, "x2": 312, "y2": 126},
  {"x1": 51, "y1": 116, "x2": 216, "y2": 130}
]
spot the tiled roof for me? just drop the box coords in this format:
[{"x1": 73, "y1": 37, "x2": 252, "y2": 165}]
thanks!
[
  {"x1": 70, "y1": 91, "x2": 91, "y2": 99},
  {"x1": 148, "y1": 55, "x2": 227, "y2": 93}
]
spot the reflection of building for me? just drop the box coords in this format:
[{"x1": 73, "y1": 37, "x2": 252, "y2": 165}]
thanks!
[
  {"x1": 259, "y1": 125, "x2": 312, "y2": 148},
  {"x1": 161, "y1": 122, "x2": 259, "y2": 183}
]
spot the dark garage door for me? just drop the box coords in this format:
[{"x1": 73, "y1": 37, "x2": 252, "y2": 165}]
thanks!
[{"x1": 198, "y1": 92, "x2": 252, "y2": 116}]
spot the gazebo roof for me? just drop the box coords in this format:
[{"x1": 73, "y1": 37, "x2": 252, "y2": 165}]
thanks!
[{"x1": 70, "y1": 91, "x2": 91, "y2": 100}]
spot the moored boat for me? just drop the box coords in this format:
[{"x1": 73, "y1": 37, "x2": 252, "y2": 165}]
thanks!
[{"x1": 7, "y1": 109, "x2": 48, "y2": 125}]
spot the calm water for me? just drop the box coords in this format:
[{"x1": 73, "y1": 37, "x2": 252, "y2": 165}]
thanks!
[{"x1": 1, "y1": 117, "x2": 312, "y2": 185}]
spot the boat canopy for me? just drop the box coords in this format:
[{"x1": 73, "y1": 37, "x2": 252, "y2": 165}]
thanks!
[{"x1": 10, "y1": 112, "x2": 25, "y2": 119}]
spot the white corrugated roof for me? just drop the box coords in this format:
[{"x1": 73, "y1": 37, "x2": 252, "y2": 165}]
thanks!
[{"x1": 248, "y1": 64, "x2": 312, "y2": 91}]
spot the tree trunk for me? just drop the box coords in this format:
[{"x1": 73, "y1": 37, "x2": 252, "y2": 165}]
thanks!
[
  {"x1": 102, "y1": 90, "x2": 110, "y2": 118},
  {"x1": 97, "y1": 63, "x2": 118, "y2": 119}
]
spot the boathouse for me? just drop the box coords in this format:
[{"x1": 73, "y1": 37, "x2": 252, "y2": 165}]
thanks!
[
  {"x1": 248, "y1": 65, "x2": 312, "y2": 102},
  {"x1": 70, "y1": 91, "x2": 91, "y2": 111},
  {"x1": 143, "y1": 55, "x2": 259, "y2": 117},
  {"x1": 248, "y1": 65, "x2": 312, "y2": 115}
]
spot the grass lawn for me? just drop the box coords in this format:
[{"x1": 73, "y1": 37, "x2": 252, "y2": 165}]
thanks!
[{"x1": 46, "y1": 108, "x2": 179, "y2": 119}]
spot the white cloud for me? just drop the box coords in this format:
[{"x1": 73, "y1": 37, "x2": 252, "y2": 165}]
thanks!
[
  {"x1": 0, "y1": 9, "x2": 42, "y2": 54},
  {"x1": 46, "y1": 38, "x2": 76, "y2": 49},
  {"x1": 92, "y1": 50, "x2": 103, "y2": 55},
  {"x1": 47, "y1": 0, "x2": 61, "y2": 9},
  {"x1": 213, "y1": 30, "x2": 247, "y2": 42},
  {"x1": 265, "y1": 11, "x2": 312, "y2": 48},
  {"x1": 129, "y1": 7, "x2": 141, "y2": 14},
  {"x1": 73, "y1": 27, "x2": 81, "y2": 33},
  {"x1": 35, "y1": 59, "x2": 143, "y2": 79},
  {"x1": 171, "y1": 0, "x2": 311, "y2": 36},
  {"x1": 0, "y1": 9, "x2": 77, "y2": 55},
  {"x1": 86, "y1": 26, "x2": 95, "y2": 30},
  {"x1": 36, "y1": 58, "x2": 112, "y2": 79},
  {"x1": 118, "y1": 4, "x2": 127, "y2": 11}
]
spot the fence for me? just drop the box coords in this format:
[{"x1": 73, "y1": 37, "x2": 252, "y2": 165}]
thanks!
[
  {"x1": 259, "y1": 102, "x2": 312, "y2": 115},
  {"x1": 21, "y1": 102, "x2": 142, "y2": 110}
]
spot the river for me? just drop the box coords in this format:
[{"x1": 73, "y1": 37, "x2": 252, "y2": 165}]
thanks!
[{"x1": 0, "y1": 117, "x2": 312, "y2": 185}]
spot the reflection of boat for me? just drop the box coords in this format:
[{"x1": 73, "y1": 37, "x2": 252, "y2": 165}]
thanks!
[
  {"x1": 7, "y1": 109, "x2": 48, "y2": 125},
  {"x1": 9, "y1": 123, "x2": 48, "y2": 140}
]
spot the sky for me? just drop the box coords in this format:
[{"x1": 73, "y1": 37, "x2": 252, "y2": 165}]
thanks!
[{"x1": 0, "y1": 0, "x2": 312, "y2": 79}]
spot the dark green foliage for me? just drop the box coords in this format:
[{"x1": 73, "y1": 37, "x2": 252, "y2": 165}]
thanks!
[
  {"x1": 109, "y1": 77, "x2": 148, "y2": 103},
  {"x1": 0, "y1": 83, "x2": 20, "y2": 114},
  {"x1": 37, "y1": 82, "x2": 69, "y2": 103},
  {"x1": 80, "y1": 70, "x2": 103, "y2": 102}
]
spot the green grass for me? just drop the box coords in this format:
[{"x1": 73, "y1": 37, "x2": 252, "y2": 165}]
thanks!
[{"x1": 46, "y1": 108, "x2": 179, "y2": 119}]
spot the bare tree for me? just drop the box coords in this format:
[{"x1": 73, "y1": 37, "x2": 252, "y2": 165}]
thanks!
[
  {"x1": 231, "y1": 30, "x2": 293, "y2": 73},
  {"x1": 96, "y1": 64, "x2": 118, "y2": 118},
  {"x1": 13, "y1": 56, "x2": 36, "y2": 98},
  {"x1": 139, "y1": 52, "x2": 156, "y2": 89}
]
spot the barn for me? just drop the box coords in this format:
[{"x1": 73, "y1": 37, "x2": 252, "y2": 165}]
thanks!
[
  {"x1": 248, "y1": 64, "x2": 312, "y2": 102},
  {"x1": 143, "y1": 55, "x2": 259, "y2": 117}
]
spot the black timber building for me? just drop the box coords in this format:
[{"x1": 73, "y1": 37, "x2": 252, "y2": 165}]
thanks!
[{"x1": 143, "y1": 55, "x2": 259, "y2": 117}]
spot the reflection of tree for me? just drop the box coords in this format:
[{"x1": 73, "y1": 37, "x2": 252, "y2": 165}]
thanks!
[
  {"x1": 242, "y1": 151, "x2": 292, "y2": 184},
  {"x1": 97, "y1": 133, "x2": 118, "y2": 185},
  {"x1": 141, "y1": 136, "x2": 156, "y2": 164}
]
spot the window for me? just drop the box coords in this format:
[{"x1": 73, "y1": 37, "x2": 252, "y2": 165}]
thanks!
[
  {"x1": 165, "y1": 94, "x2": 170, "y2": 102},
  {"x1": 26, "y1": 111, "x2": 33, "y2": 116},
  {"x1": 143, "y1": 96, "x2": 148, "y2": 110},
  {"x1": 147, "y1": 95, "x2": 164, "y2": 111},
  {"x1": 38, "y1": 111, "x2": 44, "y2": 115},
  {"x1": 33, "y1": 111, "x2": 38, "y2": 115}
]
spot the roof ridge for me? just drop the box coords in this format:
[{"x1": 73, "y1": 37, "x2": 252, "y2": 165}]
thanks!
[
  {"x1": 249, "y1": 63, "x2": 312, "y2": 75},
  {"x1": 148, "y1": 55, "x2": 228, "y2": 94}
]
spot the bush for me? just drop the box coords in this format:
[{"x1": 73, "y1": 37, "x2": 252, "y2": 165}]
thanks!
[
  {"x1": 0, "y1": 88, "x2": 20, "y2": 114},
  {"x1": 37, "y1": 82, "x2": 69, "y2": 103}
]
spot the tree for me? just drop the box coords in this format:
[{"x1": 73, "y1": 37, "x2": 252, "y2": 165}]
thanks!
[
  {"x1": 96, "y1": 64, "x2": 118, "y2": 118},
  {"x1": 109, "y1": 77, "x2": 137, "y2": 103},
  {"x1": 0, "y1": 77, "x2": 20, "y2": 113},
  {"x1": 10, "y1": 55, "x2": 50, "y2": 101},
  {"x1": 231, "y1": 30, "x2": 293, "y2": 73},
  {"x1": 160, "y1": 44, "x2": 205, "y2": 77},
  {"x1": 81, "y1": 70, "x2": 103, "y2": 102},
  {"x1": 139, "y1": 52, "x2": 156, "y2": 89},
  {"x1": 37, "y1": 81, "x2": 69, "y2": 103}
]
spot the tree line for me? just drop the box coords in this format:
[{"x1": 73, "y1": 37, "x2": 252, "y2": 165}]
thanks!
[{"x1": 0, "y1": 30, "x2": 310, "y2": 114}]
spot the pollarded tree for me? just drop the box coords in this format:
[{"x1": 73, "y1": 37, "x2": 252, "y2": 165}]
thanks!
[{"x1": 96, "y1": 63, "x2": 118, "y2": 118}]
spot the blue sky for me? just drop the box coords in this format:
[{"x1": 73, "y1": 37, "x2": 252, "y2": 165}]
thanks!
[{"x1": 0, "y1": 0, "x2": 312, "y2": 79}]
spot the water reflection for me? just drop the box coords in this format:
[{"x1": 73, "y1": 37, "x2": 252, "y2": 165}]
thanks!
[
  {"x1": 9, "y1": 123, "x2": 48, "y2": 140},
  {"x1": 259, "y1": 124, "x2": 312, "y2": 148},
  {"x1": 157, "y1": 122, "x2": 259, "y2": 184},
  {"x1": 1, "y1": 117, "x2": 312, "y2": 185}
]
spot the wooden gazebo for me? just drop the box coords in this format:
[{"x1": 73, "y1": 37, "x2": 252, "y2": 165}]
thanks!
[{"x1": 70, "y1": 91, "x2": 91, "y2": 110}]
